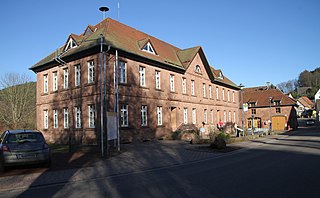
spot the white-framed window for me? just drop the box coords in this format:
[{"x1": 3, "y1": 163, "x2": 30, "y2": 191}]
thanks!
[
  {"x1": 75, "y1": 64, "x2": 81, "y2": 87},
  {"x1": 119, "y1": 61, "x2": 127, "y2": 83},
  {"x1": 192, "y1": 108, "x2": 196, "y2": 124},
  {"x1": 203, "y1": 83, "x2": 206, "y2": 98},
  {"x1": 216, "y1": 87, "x2": 219, "y2": 99},
  {"x1": 141, "y1": 105, "x2": 148, "y2": 126},
  {"x1": 170, "y1": 74, "x2": 175, "y2": 92},
  {"x1": 209, "y1": 85, "x2": 212, "y2": 99},
  {"x1": 44, "y1": 110, "x2": 48, "y2": 129},
  {"x1": 65, "y1": 38, "x2": 77, "y2": 51},
  {"x1": 142, "y1": 42, "x2": 156, "y2": 55},
  {"x1": 227, "y1": 90, "x2": 230, "y2": 102},
  {"x1": 43, "y1": 75, "x2": 48, "y2": 94},
  {"x1": 157, "y1": 106, "x2": 162, "y2": 126},
  {"x1": 204, "y1": 109, "x2": 208, "y2": 124},
  {"x1": 183, "y1": 108, "x2": 188, "y2": 125},
  {"x1": 182, "y1": 78, "x2": 186, "y2": 94},
  {"x1": 88, "y1": 60, "x2": 94, "y2": 83},
  {"x1": 191, "y1": 80, "x2": 195, "y2": 96},
  {"x1": 53, "y1": 71, "x2": 58, "y2": 91},
  {"x1": 233, "y1": 111, "x2": 236, "y2": 123},
  {"x1": 88, "y1": 105, "x2": 95, "y2": 128},
  {"x1": 63, "y1": 68, "x2": 68, "y2": 89},
  {"x1": 228, "y1": 111, "x2": 231, "y2": 122},
  {"x1": 53, "y1": 109, "x2": 58, "y2": 128},
  {"x1": 155, "y1": 70, "x2": 161, "y2": 89},
  {"x1": 223, "y1": 111, "x2": 227, "y2": 123},
  {"x1": 64, "y1": 108, "x2": 69, "y2": 129},
  {"x1": 210, "y1": 109, "x2": 214, "y2": 124},
  {"x1": 232, "y1": 91, "x2": 235, "y2": 103},
  {"x1": 222, "y1": 89, "x2": 225, "y2": 101},
  {"x1": 75, "y1": 106, "x2": 81, "y2": 128},
  {"x1": 120, "y1": 104, "x2": 128, "y2": 127},
  {"x1": 139, "y1": 66, "x2": 146, "y2": 87}
]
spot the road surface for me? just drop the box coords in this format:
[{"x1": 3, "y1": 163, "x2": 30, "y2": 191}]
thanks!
[{"x1": 2, "y1": 125, "x2": 320, "y2": 198}]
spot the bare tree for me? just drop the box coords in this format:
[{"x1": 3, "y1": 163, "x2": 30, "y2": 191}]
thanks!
[{"x1": 0, "y1": 73, "x2": 36, "y2": 129}]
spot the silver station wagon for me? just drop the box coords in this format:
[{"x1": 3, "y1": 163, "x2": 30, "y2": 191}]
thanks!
[{"x1": 0, "y1": 130, "x2": 51, "y2": 171}]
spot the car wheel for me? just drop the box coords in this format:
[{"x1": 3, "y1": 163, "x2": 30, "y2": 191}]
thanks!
[
  {"x1": 0, "y1": 161, "x2": 5, "y2": 172},
  {"x1": 43, "y1": 159, "x2": 51, "y2": 168}
]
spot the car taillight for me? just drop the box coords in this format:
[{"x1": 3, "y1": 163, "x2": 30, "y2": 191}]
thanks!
[
  {"x1": 43, "y1": 143, "x2": 49, "y2": 149},
  {"x1": 1, "y1": 145, "x2": 10, "y2": 152}
]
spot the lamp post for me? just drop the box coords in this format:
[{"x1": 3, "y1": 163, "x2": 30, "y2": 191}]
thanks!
[
  {"x1": 239, "y1": 83, "x2": 245, "y2": 136},
  {"x1": 99, "y1": 6, "x2": 109, "y2": 157},
  {"x1": 269, "y1": 96, "x2": 273, "y2": 131}
]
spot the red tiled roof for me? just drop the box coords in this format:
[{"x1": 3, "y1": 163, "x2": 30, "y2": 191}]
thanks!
[
  {"x1": 243, "y1": 86, "x2": 296, "y2": 107},
  {"x1": 298, "y1": 96, "x2": 314, "y2": 109},
  {"x1": 30, "y1": 18, "x2": 238, "y2": 89}
]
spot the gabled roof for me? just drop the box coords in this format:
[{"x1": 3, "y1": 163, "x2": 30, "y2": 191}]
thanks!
[
  {"x1": 243, "y1": 86, "x2": 296, "y2": 107},
  {"x1": 298, "y1": 96, "x2": 314, "y2": 109},
  {"x1": 210, "y1": 67, "x2": 238, "y2": 88},
  {"x1": 30, "y1": 18, "x2": 239, "y2": 89}
]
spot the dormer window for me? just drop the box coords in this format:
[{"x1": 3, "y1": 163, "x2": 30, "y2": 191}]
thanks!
[
  {"x1": 65, "y1": 38, "x2": 77, "y2": 51},
  {"x1": 218, "y1": 71, "x2": 224, "y2": 79},
  {"x1": 248, "y1": 102, "x2": 257, "y2": 107},
  {"x1": 195, "y1": 65, "x2": 201, "y2": 74},
  {"x1": 84, "y1": 27, "x2": 93, "y2": 36},
  {"x1": 274, "y1": 100, "x2": 281, "y2": 106},
  {"x1": 142, "y1": 42, "x2": 156, "y2": 55}
]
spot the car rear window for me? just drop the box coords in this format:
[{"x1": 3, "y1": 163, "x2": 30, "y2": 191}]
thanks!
[{"x1": 6, "y1": 133, "x2": 45, "y2": 143}]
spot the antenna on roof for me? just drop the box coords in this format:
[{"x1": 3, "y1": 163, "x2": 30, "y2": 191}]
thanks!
[{"x1": 99, "y1": 6, "x2": 109, "y2": 20}]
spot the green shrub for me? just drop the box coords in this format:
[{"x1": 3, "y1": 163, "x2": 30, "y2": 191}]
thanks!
[{"x1": 217, "y1": 132, "x2": 230, "y2": 141}]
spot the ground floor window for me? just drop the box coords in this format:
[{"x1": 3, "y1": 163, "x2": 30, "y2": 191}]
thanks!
[
  {"x1": 44, "y1": 110, "x2": 48, "y2": 129},
  {"x1": 53, "y1": 109, "x2": 58, "y2": 128},
  {"x1": 192, "y1": 108, "x2": 196, "y2": 124},
  {"x1": 141, "y1": 105, "x2": 148, "y2": 126},
  {"x1": 64, "y1": 108, "x2": 69, "y2": 129},
  {"x1": 183, "y1": 108, "x2": 188, "y2": 124},
  {"x1": 75, "y1": 106, "x2": 81, "y2": 128},
  {"x1": 120, "y1": 104, "x2": 128, "y2": 127},
  {"x1": 204, "y1": 109, "x2": 208, "y2": 124},
  {"x1": 157, "y1": 106, "x2": 162, "y2": 126},
  {"x1": 88, "y1": 105, "x2": 95, "y2": 128}
]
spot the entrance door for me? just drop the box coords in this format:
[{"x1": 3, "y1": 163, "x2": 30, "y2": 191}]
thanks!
[
  {"x1": 272, "y1": 116, "x2": 286, "y2": 131},
  {"x1": 171, "y1": 107, "x2": 177, "y2": 131}
]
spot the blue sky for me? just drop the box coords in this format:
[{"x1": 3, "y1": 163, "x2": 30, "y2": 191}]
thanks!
[{"x1": 0, "y1": 0, "x2": 319, "y2": 87}]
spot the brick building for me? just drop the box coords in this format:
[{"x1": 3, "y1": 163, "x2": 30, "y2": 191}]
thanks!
[
  {"x1": 241, "y1": 86, "x2": 297, "y2": 131},
  {"x1": 30, "y1": 18, "x2": 240, "y2": 144}
]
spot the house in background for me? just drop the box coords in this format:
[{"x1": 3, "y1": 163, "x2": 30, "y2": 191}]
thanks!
[
  {"x1": 315, "y1": 88, "x2": 320, "y2": 101},
  {"x1": 30, "y1": 18, "x2": 240, "y2": 144},
  {"x1": 297, "y1": 96, "x2": 314, "y2": 118},
  {"x1": 241, "y1": 85, "x2": 297, "y2": 132},
  {"x1": 315, "y1": 89, "x2": 320, "y2": 121}
]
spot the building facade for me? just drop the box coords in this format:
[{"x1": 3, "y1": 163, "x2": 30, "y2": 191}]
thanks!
[
  {"x1": 30, "y1": 18, "x2": 240, "y2": 144},
  {"x1": 241, "y1": 86, "x2": 297, "y2": 131}
]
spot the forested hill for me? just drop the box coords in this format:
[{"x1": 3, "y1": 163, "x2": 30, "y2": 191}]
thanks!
[{"x1": 277, "y1": 67, "x2": 320, "y2": 99}]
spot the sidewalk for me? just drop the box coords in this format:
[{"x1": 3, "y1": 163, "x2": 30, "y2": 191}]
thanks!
[{"x1": 0, "y1": 139, "x2": 270, "y2": 193}]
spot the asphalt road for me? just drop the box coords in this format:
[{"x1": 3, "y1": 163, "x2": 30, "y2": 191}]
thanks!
[{"x1": 3, "y1": 125, "x2": 320, "y2": 198}]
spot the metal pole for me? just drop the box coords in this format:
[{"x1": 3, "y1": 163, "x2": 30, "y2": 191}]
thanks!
[
  {"x1": 100, "y1": 34, "x2": 104, "y2": 157},
  {"x1": 241, "y1": 90, "x2": 244, "y2": 136},
  {"x1": 269, "y1": 97, "x2": 272, "y2": 131},
  {"x1": 115, "y1": 50, "x2": 120, "y2": 151}
]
